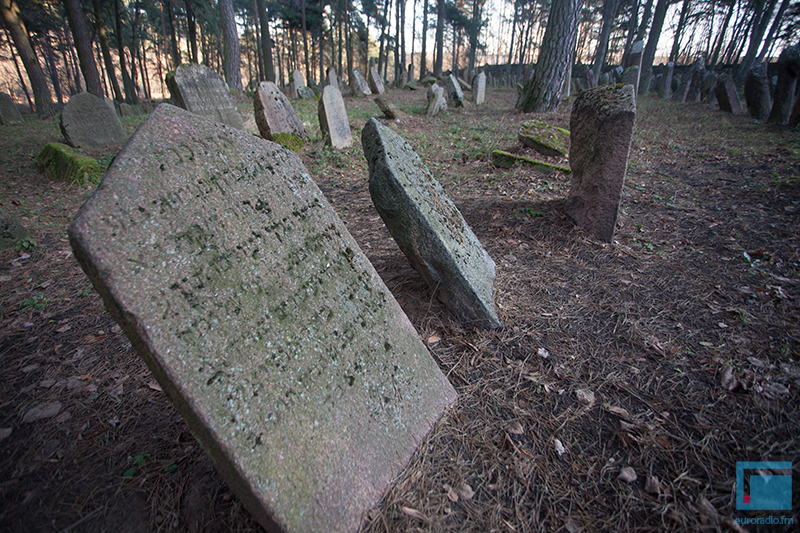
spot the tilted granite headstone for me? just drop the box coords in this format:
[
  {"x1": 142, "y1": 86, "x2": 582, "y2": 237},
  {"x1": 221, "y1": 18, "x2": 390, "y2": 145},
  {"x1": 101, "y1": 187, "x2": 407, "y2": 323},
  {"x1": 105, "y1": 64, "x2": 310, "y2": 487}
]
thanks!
[
  {"x1": 599, "y1": 72, "x2": 612, "y2": 86},
  {"x1": 672, "y1": 70, "x2": 693, "y2": 102},
  {"x1": 744, "y1": 64, "x2": 772, "y2": 121},
  {"x1": 473, "y1": 71, "x2": 486, "y2": 105},
  {"x1": 318, "y1": 85, "x2": 352, "y2": 149},
  {"x1": 623, "y1": 40, "x2": 644, "y2": 70},
  {"x1": 687, "y1": 66, "x2": 706, "y2": 103},
  {"x1": 661, "y1": 62, "x2": 674, "y2": 99},
  {"x1": 362, "y1": 118, "x2": 501, "y2": 329},
  {"x1": 767, "y1": 45, "x2": 799, "y2": 125},
  {"x1": 69, "y1": 104, "x2": 457, "y2": 533},
  {"x1": 166, "y1": 63, "x2": 244, "y2": 130},
  {"x1": 374, "y1": 98, "x2": 405, "y2": 120},
  {"x1": 297, "y1": 85, "x2": 315, "y2": 100},
  {"x1": 701, "y1": 72, "x2": 718, "y2": 102},
  {"x1": 351, "y1": 68, "x2": 372, "y2": 97},
  {"x1": 0, "y1": 92, "x2": 23, "y2": 125},
  {"x1": 518, "y1": 120, "x2": 570, "y2": 157},
  {"x1": 59, "y1": 92, "x2": 128, "y2": 148},
  {"x1": 564, "y1": 85, "x2": 636, "y2": 243},
  {"x1": 253, "y1": 81, "x2": 307, "y2": 141},
  {"x1": 790, "y1": 96, "x2": 800, "y2": 126},
  {"x1": 368, "y1": 66, "x2": 385, "y2": 95},
  {"x1": 446, "y1": 74, "x2": 465, "y2": 108},
  {"x1": 621, "y1": 67, "x2": 640, "y2": 93},
  {"x1": 715, "y1": 76, "x2": 743, "y2": 114},
  {"x1": 326, "y1": 67, "x2": 339, "y2": 88},
  {"x1": 584, "y1": 69, "x2": 596, "y2": 89},
  {"x1": 426, "y1": 84, "x2": 447, "y2": 117}
]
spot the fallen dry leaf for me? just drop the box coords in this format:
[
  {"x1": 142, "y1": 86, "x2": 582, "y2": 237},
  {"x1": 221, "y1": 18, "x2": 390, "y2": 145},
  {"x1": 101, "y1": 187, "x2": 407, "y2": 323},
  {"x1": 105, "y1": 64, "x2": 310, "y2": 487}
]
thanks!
[
  {"x1": 22, "y1": 402, "x2": 62, "y2": 423},
  {"x1": 508, "y1": 421, "x2": 525, "y2": 435},
  {"x1": 645, "y1": 475, "x2": 662, "y2": 495},
  {"x1": 457, "y1": 483, "x2": 475, "y2": 500},
  {"x1": 400, "y1": 506, "x2": 430, "y2": 524},
  {"x1": 537, "y1": 347, "x2": 549, "y2": 358},
  {"x1": 427, "y1": 334, "x2": 442, "y2": 344},
  {"x1": 575, "y1": 388, "x2": 595, "y2": 407},
  {"x1": 721, "y1": 366, "x2": 738, "y2": 391},
  {"x1": 618, "y1": 466, "x2": 638, "y2": 483},
  {"x1": 607, "y1": 406, "x2": 630, "y2": 417},
  {"x1": 446, "y1": 485, "x2": 458, "y2": 502}
]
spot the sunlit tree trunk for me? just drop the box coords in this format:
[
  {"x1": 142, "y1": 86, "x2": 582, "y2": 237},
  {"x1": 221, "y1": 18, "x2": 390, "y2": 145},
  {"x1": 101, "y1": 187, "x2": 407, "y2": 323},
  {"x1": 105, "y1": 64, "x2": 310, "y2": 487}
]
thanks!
[
  {"x1": 641, "y1": 0, "x2": 668, "y2": 74},
  {"x1": 115, "y1": 0, "x2": 138, "y2": 103},
  {"x1": 219, "y1": 0, "x2": 243, "y2": 89},
  {"x1": 668, "y1": 0, "x2": 693, "y2": 63},
  {"x1": 93, "y1": 0, "x2": 122, "y2": 101},
  {"x1": 164, "y1": 0, "x2": 181, "y2": 69},
  {"x1": 592, "y1": 0, "x2": 618, "y2": 78},
  {"x1": 63, "y1": 0, "x2": 103, "y2": 97},
  {"x1": 256, "y1": 0, "x2": 274, "y2": 81},
  {"x1": 1, "y1": 26, "x2": 34, "y2": 110},
  {"x1": 420, "y1": 0, "x2": 428, "y2": 77},
  {"x1": 434, "y1": 0, "x2": 444, "y2": 76},
  {"x1": 736, "y1": 0, "x2": 778, "y2": 82},
  {"x1": 185, "y1": 0, "x2": 197, "y2": 63}
]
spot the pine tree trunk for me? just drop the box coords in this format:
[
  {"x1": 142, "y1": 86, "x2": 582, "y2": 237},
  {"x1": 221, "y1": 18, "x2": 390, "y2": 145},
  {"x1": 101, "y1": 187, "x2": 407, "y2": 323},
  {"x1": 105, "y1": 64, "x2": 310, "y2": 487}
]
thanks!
[
  {"x1": 2, "y1": 27, "x2": 34, "y2": 110},
  {"x1": 185, "y1": 0, "x2": 197, "y2": 63},
  {"x1": 115, "y1": 0, "x2": 138, "y2": 103},
  {"x1": 592, "y1": 0, "x2": 618, "y2": 78},
  {"x1": 43, "y1": 33, "x2": 64, "y2": 105},
  {"x1": 92, "y1": 0, "x2": 122, "y2": 101},
  {"x1": 668, "y1": 0, "x2": 693, "y2": 64},
  {"x1": 219, "y1": 0, "x2": 243, "y2": 89},
  {"x1": 434, "y1": 0, "x2": 444, "y2": 76},
  {"x1": 63, "y1": 0, "x2": 103, "y2": 97},
  {"x1": 0, "y1": 0, "x2": 55, "y2": 116},
  {"x1": 255, "y1": 0, "x2": 274, "y2": 82},
  {"x1": 421, "y1": 0, "x2": 428, "y2": 77},
  {"x1": 516, "y1": 0, "x2": 583, "y2": 113},
  {"x1": 164, "y1": 0, "x2": 181, "y2": 69},
  {"x1": 641, "y1": 0, "x2": 668, "y2": 73}
]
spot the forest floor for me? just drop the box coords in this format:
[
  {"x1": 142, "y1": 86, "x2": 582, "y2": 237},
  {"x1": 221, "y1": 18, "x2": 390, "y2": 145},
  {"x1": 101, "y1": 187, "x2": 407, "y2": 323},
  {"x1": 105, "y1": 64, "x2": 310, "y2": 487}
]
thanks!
[{"x1": 0, "y1": 86, "x2": 799, "y2": 533}]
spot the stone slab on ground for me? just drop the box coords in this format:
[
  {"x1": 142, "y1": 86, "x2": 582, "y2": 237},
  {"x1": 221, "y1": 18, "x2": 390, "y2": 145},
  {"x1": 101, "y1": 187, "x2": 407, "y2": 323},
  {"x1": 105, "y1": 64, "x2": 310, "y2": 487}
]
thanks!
[
  {"x1": 68, "y1": 104, "x2": 457, "y2": 533},
  {"x1": 362, "y1": 117, "x2": 501, "y2": 329},
  {"x1": 318, "y1": 85, "x2": 352, "y2": 149},
  {"x1": 373, "y1": 98, "x2": 406, "y2": 120},
  {"x1": 518, "y1": 120, "x2": 570, "y2": 157},
  {"x1": 491, "y1": 150, "x2": 571, "y2": 174},
  {"x1": 426, "y1": 84, "x2": 447, "y2": 116},
  {"x1": 254, "y1": 81, "x2": 307, "y2": 141},
  {"x1": 0, "y1": 92, "x2": 23, "y2": 124},
  {"x1": 564, "y1": 85, "x2": 636, "y2": 243},
  {"x1": 60, "y1": 92, "x2": 128, "y2": 148},
  {"x1": 37, "y1": 142, "x2": 101, "y2": 185},
  {"x1": 166, "y1": 63, "x2": 245, "y2": 130}
]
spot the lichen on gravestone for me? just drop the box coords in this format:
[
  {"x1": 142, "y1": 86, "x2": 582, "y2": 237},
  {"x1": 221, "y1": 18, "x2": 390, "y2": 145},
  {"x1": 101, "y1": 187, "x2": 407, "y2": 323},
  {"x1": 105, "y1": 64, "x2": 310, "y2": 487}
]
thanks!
[
  {"x1": 37, "y1": 142, "x2": 101, "y2": 185},
  {"x1": 518, "y1": 120, "x2": 570, "y2": 157},
  {"x1": 491, "y1": 150, "x2": 571, "y2": 173}
]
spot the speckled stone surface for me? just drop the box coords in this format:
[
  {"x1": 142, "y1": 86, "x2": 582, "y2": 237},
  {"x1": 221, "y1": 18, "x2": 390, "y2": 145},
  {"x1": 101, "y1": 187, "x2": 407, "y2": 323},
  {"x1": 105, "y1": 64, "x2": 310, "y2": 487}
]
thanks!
[
  {"x1": 253, "y1": 81, "x2": 307, "y2": 141},
  {"x1": 362, "y1": 118, "x2": 501, "y2": 329},
  {"x1": 318, "y1": 85, "x2": 352, "y2": 149},
  {"x1": 167, "y1": 63, "x2": 244, "y2": 130},
  {"x1": 59, "y1": 92, "x2": 127, "y2": 148},
  {"x1": 69, "y1": 104, "x2": 456, "y2": 533}
]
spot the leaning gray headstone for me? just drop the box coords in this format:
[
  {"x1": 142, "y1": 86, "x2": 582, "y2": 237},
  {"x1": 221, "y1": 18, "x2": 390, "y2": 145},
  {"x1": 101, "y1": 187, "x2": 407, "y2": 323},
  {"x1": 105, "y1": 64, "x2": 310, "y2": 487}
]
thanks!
[
  {"x1": 473, "y1": 71, "x2": 486, "y2": 105},
  {"x1": 0, "y1": 92, "x2": 23, "y2": 125},
  {"x1": 362, "y1": 117, "x2": 501, "y2": 329},
  {"x1": 584, "y1": 69, "x2": 597, "y2": 89},
  {"x1": 318, "y1": 85, "x2": 352, "y2": 149},
  {"x1": 446, "y1": 74, "x2": 465, "y2": 107},
  {"x1": 687, "y1": 66, "x2": 705, "y2": 103},
  {"x1": 374, "y1": 97, "x2": 406, "y2": 120},
  {"x1": 767, "y1": 45, "x2": 800, "y2": 125},
  {"x1": 0, "y1": 207, "x2": 31, "y2": 250},
  {"x1": 291, "y1": 69, "x2": 306, "y2": 88},
  {"x1": 744, "y1": 64, "x2": 772, "y2": 121},
  {"x1": 599, "y1": 72, "x2": 612, "y2": 86},
  {"x1": 60, "y1": 92, "x2": 128, "y2": 148},
  {"x1": 426, "y1": 84, "x2": 447, "y2": 117},
  {"x1": 672, "y1": 69, "x2": 693, "y2": 102},
  {"x1": 167, "y1": 63, "x2": 244, "y2": 130},
  {"x1": 253, "y1": 81, "x2": 307, "y2": 141},
  {"x1": 621, "y1": 66, "x2": 640, "y2": 93},
  {"x1": 623, "y1": 40, "x2": 644, "y2": 70},
  {"x1": 69, "y1": 104, "x2": 457, "y2": 533},
  {"x1": 715, "y1": 76, "x2": 744, "y2": 114},
  {"x1": 661, "y1": 62, "x2": 674, "y2": 99},
  {"x1": 297, "y1": 85, "x2": 315, "y2": 100},
  {"x1": 701, "y1": 71, "x2": 718, "y2": 102},
  {"x1": 368, "y1": 66, "x2": 385, "y2": 95},
  {"x1": 564, "y1": 85, "x2": 636, "y2": 243},
  {"x1": 351, "y1": 68, "x2": 372, "y2": 97},
  {"x1": 326, "y1": 66, "x2": 339, "y2": 88}
]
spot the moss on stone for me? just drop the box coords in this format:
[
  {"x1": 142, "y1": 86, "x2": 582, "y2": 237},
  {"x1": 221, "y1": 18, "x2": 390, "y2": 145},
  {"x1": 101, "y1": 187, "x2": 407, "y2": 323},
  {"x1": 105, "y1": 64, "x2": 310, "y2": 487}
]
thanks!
[
  {"x1": 271, "y1": 133, "x2": 305, "y2": 153},
  {"x1": 491, "y1": 150, "x2": 571, "y2": 174},
  {"x1": 37, "y1": 142, "x2": 101, "y2": 185},
  {"x1": 518, "y1": 120, "x2": 570, "y2": 157}
]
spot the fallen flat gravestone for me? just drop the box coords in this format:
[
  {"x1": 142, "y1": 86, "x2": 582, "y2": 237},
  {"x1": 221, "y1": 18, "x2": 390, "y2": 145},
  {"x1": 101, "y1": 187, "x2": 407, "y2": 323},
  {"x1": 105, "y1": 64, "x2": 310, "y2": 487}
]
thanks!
[
  {"x1": 318, "y1": 85, "x2": 352, "y2": 149},
  {"x1": 0, "y1": 92, "x2": 23, "y2": 124},
  {"x1": 362, "y1": 118, "x2": 501, "y2": 329},
  {"x1": 60, "y1": 92, "x2": 128, "y2": 148},
  {"x1": 69, "y1": 104, "x2": 457, "y2": 533},
  {"x1": 564, "y1": 85, "x2": 636, "y2": 243},
  {"x1": 166, "y1": 63, "x2": 244, "y2": 130},
  {"x1": 254, "y1": 81, "x2": 307, "y2": 142}
]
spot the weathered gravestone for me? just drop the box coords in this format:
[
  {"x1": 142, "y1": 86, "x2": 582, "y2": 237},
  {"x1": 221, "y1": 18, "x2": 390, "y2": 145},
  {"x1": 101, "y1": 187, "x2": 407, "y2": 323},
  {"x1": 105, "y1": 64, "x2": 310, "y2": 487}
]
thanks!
[
  {"x1": 351, "y1": 68, "x2": 372, "y2": 97},
  {"x1": 639, "y1": 69, "x2": 653, "y2": 95},
  {"x1": 318, "y1": 85, "x2": 352, "y2": 149},
  {"x1": 362, "y1": 118, "x2": 501, "y2": 329},
  {"x1": 326, "y1": 66, "x2": 339, "y2": 88},
  {"x1": 767, "y1": 45, "x2": 800, "y2": 125},
  {"x1": 446, "y1": 74, "x2": 465, "y2": 108},
  {"x1": 599, "y1": 72, "x2": 612, "y2": 86},
  {"x1": 672, "y1": 70, "x2": 693, "y2": 102},
  {"x1": 60, "y1": 92, "x2": 128, "y2": 148},
  {"x1": 426, "y1": 84, "x2": 447, "y2": 117},
  {"x1": 368, "y1": 67, "x2": 385, "y2": 95},
  {"x1": 621, "y1": 67, "x2": 640, "y2": 93},
  {"x1": 790, "y1": 96, "x2": 800, "y2": 126},
  {"x1": 687, "y1": 66, "x2": 706, "y2": 103},
  {"x1": 253, "y1": 81, "x2": 307, "y2": 142},
  {"x1": 473, "y1": 71, "x2": 486, "y2": 105},
  {"x1": 715, "y1": 76, "x2": 744, "y2": 114},
  {"x1": 564, "y1": 85, "x2": 636, "y2": 243},
  {"x1": 0, "y1": 92, "x2": 23, "y2": 125},
  {"x1": 374, "y1": 98, "x2": 406, "y2": 120},
  {"x1": 518, "y1": 120, "x2": 570, "y2": 157},
  {"x1": 68, "y1": 104, "x2": 457, "y2": 533},
  {"x1": 584, "y1": 69, "x2": 597, "y2": 89},
  {"x1": 744, "y1": 64, "x2": 772, "y2": 121},
  {"x1": 0, "y1": 207, "x2": 31, "y2": 250},
  {"x1": 166, "y1": 63, "x2": 244, "y2": 130},
  {"x1": 660, "y1": 62, "x2": 674, "y2": 99},
  {"x1": 623, "y1": 40, "x2": 644, "y2": 70},
  {"x1": 701, "y1": 72, "x2": 718, "y2": 103}
]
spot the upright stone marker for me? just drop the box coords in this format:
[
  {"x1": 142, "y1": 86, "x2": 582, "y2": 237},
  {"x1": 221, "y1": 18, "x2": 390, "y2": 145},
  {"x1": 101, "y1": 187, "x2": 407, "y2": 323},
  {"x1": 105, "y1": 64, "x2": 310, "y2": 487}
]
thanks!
[
  {"x1": 767, "y1": 45, "x2": 800, "y2": 125},
  {"x1": 715, "y1": 76, "x2": 744, "y2": 114},
  {"x1": 447, "y1": 75, "x2": 465, "y2": 107},
  {"x1": 744, "y1": 64, "x2": 772, "y2": 121},
  {"x1": 351, "y1": 68, "x2": 372, "y2": 97},
  {"x1": 60, "y1": 92, "x2": 128, "y2": 148},
  {"x1": 166, "y1": 63, "x2": 244, "y2": 130},
  {"x1": 622, "y1": 41, "x2": 644, "y2": 92},
  {"x1": 362, "y1": 118, "x2": 501, "y2": 329},
  {"x1": 426, "y1": 84, "x2": 447, "y2": 116},
  {"x1": 318, "y1": 85, "x2": 352, "y2": 149},
  {"x1": 621, "y1": 67, "x2": 640, "y2": 92},
  {"x1": 253, "y1": 81, "x2": 307, "y2": 141},
  {"x1": 473, "y1": 71, "x2": 486, "y2": 105},
  {"x1": 687, "y1": 66, "x2": 705, "y2": 103},
  {"x1": 0, "y1": 92, "x2": 23, "y2": 125},
  {"x1": 326, "y1": 66, "x2": 339, "y2": 88},
  {"x1": 661, "y1": 62, "x2": 674, "y2": 99},
  {"x1": 584, "y1": 69, "x2": 597, "y2": 89},
  {"x1": 69, "y1": 104, "x2": 456, "y2": 533},
  {"x1": 564, "y1": 85, "x2": 636, "y2": 243},
  {"x1": 368, "y1": 66, "x2": 385, "y2": 95}
]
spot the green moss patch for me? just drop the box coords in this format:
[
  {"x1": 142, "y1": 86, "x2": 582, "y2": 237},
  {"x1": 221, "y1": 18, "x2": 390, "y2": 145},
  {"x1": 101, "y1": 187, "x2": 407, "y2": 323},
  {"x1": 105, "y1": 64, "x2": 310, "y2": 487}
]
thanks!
[
  {"x1": 37, "y1": 143, "x2": 101, "y2": 185},
  {"x1": 518, "y1": 120, "x2": 570, "y2": 157},
  {"x1": 271, "y1": 132, "x2": 305, "y2": 153},
  {"x1": 491, "y1": 150, "x2": 571, "y2": 174}
]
